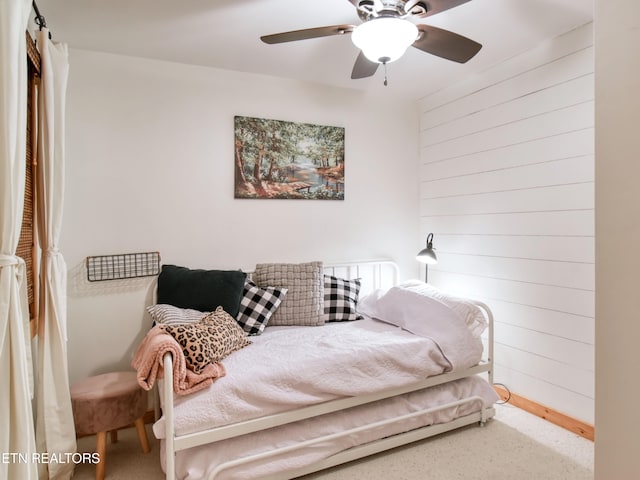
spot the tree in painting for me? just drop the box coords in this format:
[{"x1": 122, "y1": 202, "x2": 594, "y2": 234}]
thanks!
[{"x1": 234, "y1": 116, "x2": 345, "y2": 200}]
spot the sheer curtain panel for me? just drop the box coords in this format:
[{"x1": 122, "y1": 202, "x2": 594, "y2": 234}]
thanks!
[
  {"x1": 35, "y1": 28, "x2": 76, "y2": 480},
  {"x1": 0, "y1": 0, "x2": 39, "y2": 479}
]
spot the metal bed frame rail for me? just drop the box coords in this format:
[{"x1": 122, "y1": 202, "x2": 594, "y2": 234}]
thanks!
[{"x1": 207, "y1": 396, "x2": 492, "y2": 480}]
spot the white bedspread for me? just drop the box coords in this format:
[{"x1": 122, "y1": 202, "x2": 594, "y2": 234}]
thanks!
[{"x1": 154, "y1": 314, "x2": 483, "y2": 439}]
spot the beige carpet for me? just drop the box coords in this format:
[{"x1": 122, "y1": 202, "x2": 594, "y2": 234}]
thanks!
[{"x1": 71, "y1": 403, "x2": 593, "y2": 480}]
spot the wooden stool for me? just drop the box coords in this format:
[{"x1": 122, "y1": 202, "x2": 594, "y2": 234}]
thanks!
[{"x1": 71, "y1": 371, "x2": 150, "y2": 480}]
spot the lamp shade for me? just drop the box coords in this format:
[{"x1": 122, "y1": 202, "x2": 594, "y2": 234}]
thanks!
[
  {"x1": 351, "y1": 17, "x2": 418, "y2": 64},
  {"x1": 416, "y1": 233, "x2": 438, "y2": 264}
]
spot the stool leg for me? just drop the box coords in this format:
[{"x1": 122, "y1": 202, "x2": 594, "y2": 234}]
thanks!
[
  {"x1": 110, "y1": 430, "x2": 118, "y2": 443},
  {"x1": 96, "y1": 431, "x2": 107, "y2": 480},
  {"x1": 134, "y1": 417, "x2": 151, "y2": 454}
]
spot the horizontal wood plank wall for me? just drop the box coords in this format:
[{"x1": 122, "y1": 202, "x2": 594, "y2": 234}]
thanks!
[{"x1": 418, "y1": 23, "x2": 595, "y2": 424}]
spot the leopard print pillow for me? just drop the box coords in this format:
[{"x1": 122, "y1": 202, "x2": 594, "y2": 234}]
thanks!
[
  {"x1": 201, "y1": 307, "x2": 252, "y2": 362},
  {"x1": 159, "y1": 306, "x2": 251, "y2": 373}
]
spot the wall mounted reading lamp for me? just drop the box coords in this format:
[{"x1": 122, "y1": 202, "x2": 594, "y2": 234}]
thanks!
[{"x1": 416, "y1": 232, "x2": 438, "y2": 282}]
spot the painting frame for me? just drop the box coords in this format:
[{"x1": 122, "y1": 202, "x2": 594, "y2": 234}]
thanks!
[{"x1": 234, "y1": 115, "x2": 345, "y2": 200}]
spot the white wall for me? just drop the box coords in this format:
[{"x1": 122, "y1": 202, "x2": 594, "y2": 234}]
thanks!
[
  {"x1": 594, "y1": 0, "x2": 640, "y2": 477},
  {"x1": 418, "y1": 24, "x2": 594, "y2": 423},
  {"x1": 61, "y1": 50, "x2": 420, "y2": 383}
]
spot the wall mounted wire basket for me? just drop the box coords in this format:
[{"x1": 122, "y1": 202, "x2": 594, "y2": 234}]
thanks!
[{"x1": 86, "y1": 252, "x2": 161, "y2": 282}]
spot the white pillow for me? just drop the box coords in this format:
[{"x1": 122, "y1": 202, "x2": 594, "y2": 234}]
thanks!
[
  {"x1": 373, "y1": 286, "x2": 468, "y2": 337},
  {"x1": 147, "y1": 304, "x2": 208, "y2": 325},
  {"x1": 370, "y1": 285, "x2": 484, "y2": 369},
  {"x1": 397, "y1": 280, "x2": 488, "y2": 337},
  {"x1": 356, "y1": 288, "x2": 385, "y2": 319}
]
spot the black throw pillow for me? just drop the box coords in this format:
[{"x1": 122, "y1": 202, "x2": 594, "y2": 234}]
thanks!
[{"x1": 157, "y1": 264, "x2": 246, "y2": 318}]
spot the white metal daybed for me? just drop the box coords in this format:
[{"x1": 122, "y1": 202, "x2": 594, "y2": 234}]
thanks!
[{"x1": 150, "y1": 260, "x2": 497, "y2": 480}]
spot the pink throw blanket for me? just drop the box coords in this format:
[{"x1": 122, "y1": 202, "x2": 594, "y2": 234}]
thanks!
[{"x1": 132, "y1": 325, "x2": 225, "y2": 396}]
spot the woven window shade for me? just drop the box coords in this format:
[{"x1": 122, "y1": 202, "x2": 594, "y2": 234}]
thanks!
[
  {"x1": 16, "y1": 152, "x2": 34, "y2": 311},
  {"x1": 26, "y1": 31, "x2": 41, "y2": 75},
  {"x1": 16, "y1": 31, "x2": 41, "y2": 324}
]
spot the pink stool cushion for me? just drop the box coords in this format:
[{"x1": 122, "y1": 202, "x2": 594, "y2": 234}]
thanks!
[{"x1": 71, "y1": 371, "x2": 147, "y2": 436}]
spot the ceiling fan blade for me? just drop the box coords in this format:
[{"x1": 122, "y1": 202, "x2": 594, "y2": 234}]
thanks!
[
  {"x1": 420, "y1": 0, "x2": 473, "y2": 18},
  {"x1": 412, "y1": 24, "x2": 481, "y2": 63},
  {"x1": 261, "y1": 25, "x2": 354, "y2": 44},
  {"x1": 351, "y1": 51, "x2": 379, "y2": 79}
]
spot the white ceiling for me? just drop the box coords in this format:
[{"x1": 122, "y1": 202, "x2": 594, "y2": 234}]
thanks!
[{"x1": 34, "y1": 0, "x2": 593, "y2": 101}]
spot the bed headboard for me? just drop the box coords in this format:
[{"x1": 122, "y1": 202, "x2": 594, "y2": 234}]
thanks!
[
  {"x1": 322, "y1": 260, "x2": 399, "y2": 296},
  {"x1": 244, "y1": 260, "x2": 399, "y2": 297}
]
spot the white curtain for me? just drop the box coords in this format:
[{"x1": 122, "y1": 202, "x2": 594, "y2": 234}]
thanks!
[
  {"x1": 0, "y1": 0, "x2": 39, "y2": 479},
  {"x1": 35, "y1": 28, "x2": 75, "y2": 480}
]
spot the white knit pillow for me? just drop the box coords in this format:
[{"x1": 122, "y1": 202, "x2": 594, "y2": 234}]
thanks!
[{"x1": 253, "y1": 261, "x2": 324, "y2": 326}]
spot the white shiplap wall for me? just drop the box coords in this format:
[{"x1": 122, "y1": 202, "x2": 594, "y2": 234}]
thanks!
[{"x1": 418, "y1": 24, "x2": 594, "y2": 423}]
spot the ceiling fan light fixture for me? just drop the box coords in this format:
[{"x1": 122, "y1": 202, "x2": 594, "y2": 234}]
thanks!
[{"x1": 351, "y1": 17, "x2": 418, "y2": 64}]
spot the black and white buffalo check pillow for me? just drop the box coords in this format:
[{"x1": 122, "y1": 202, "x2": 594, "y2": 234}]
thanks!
[
  {"x1": 236, "y1": 280, "x2": 288, "y2": 335},
  {"x1": 324, "y1": 275, "x2": 363, "y2": 322}
]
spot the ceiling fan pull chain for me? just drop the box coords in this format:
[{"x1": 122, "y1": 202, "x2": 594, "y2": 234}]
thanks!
[{"x1": 383, "y1": 60, "x2": 388, "y2": 86}]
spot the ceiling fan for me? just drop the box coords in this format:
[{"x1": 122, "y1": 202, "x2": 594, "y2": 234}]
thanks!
[{"x1": 261, "y1": 0, "x2": 482, "y2": 80}]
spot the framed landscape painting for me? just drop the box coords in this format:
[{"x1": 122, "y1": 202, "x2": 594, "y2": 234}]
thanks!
[{"x1": 234, "y1": 115, "x2": 345, "y2": 200}]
